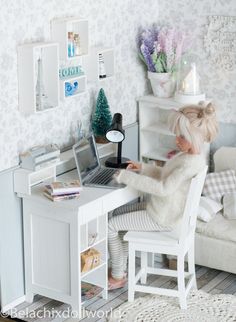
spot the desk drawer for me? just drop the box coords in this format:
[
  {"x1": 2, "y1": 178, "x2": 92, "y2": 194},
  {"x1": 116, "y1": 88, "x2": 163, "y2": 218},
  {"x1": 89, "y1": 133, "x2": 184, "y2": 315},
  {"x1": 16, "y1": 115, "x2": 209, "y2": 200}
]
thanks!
[{"x1": 79, "y1": 200, "x2": 103, "y2": 224}]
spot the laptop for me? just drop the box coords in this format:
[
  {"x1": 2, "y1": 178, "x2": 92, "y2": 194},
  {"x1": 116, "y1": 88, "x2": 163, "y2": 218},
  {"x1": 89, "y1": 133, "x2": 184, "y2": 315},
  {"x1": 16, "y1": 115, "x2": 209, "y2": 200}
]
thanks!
[{"x1": 73, "y1": 134, "x2": 125, "y2": 189}]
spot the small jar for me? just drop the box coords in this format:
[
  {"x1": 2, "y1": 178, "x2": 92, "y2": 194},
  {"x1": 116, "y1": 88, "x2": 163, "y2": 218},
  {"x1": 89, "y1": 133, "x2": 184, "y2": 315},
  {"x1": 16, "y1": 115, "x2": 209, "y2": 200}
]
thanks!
[
  {"x1": 74, "y1": 33, "x2": 81, "y2": 56},
  {"x1": 98, "y1": 53, "x2": 106, "y2": 78},
  {"x1": 68, "y1": 32, "x2": 75, "y2": 58}
]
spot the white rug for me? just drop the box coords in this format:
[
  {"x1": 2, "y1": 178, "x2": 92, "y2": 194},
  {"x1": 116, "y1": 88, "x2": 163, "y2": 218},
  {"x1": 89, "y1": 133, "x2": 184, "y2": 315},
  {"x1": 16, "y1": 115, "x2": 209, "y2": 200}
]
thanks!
[{"x1": 108, "y1": 290, "x2": 236, "y2": 322}]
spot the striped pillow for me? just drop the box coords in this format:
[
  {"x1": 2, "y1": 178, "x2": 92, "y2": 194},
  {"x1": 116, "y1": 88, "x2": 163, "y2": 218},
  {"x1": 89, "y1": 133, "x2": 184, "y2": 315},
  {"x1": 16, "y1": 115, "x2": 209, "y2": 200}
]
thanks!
[
  {"x1": 202, "y1": 170, "x2": 236, "y2": 203},
  {"x1": 198, "y1": 196, "x2": 223, "y2": 222}
]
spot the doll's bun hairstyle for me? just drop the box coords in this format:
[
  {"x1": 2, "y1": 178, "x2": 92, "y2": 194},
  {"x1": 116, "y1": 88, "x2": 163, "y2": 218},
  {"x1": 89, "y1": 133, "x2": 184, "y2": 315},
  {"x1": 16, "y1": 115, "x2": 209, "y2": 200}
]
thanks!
[{"x1": 168, "y1": 101, "x2": 218, "y2": 152}]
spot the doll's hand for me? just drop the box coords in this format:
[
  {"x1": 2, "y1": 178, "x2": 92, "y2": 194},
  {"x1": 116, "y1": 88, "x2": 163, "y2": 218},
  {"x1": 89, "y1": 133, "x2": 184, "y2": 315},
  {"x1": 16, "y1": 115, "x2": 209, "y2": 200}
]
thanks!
[
  {"x1": 113, "y1": 170, "x2": 121, "y2": 179},
  {"x1": 126, "y1": 161, "x2": 142, "y2": 171},
  {"x1": 176, "y1": 136, "x2": 192, "y2": 152}
]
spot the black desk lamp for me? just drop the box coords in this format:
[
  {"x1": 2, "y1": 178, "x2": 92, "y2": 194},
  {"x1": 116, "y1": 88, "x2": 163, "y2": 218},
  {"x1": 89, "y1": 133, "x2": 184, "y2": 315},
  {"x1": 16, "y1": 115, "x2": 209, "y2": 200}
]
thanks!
[{"x1": 105, "y1": 113, "x2": 129, "y2": 168}]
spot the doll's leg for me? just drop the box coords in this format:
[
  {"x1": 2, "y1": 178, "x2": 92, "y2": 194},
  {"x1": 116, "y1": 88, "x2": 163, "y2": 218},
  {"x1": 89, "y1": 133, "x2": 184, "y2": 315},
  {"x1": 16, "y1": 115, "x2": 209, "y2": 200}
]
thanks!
[{"x1": 108, "y1": 206, "x2": 163, "y2": 280}]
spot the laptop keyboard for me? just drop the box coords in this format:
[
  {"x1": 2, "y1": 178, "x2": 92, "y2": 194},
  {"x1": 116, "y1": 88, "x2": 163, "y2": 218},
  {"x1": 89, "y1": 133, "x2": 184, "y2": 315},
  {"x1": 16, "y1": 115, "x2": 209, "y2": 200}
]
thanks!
[{"x1": 88, "y1": 168, "x2": 117, "y2": 185}]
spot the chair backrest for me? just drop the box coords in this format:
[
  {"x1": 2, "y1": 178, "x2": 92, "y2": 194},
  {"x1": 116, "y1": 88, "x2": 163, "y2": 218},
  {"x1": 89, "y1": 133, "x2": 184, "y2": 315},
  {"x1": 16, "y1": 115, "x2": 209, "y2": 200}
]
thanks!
[{"x1": 179, "y1": 166, "x2": 208, "y2": 246}]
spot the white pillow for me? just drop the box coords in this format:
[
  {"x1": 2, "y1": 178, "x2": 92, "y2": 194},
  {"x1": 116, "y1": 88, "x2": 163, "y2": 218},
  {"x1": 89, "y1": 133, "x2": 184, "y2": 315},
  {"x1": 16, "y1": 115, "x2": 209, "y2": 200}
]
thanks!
[
  {"x1": 198, "y1": 196, "x2": 223, "y2": 222},
  {"x1": 223, "y1": 192, "x2": 236, "y2": 220}
]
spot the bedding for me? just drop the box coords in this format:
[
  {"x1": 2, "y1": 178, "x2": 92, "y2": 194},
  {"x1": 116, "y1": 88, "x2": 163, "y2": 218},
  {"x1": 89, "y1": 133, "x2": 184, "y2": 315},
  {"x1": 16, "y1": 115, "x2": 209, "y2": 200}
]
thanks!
[
  {"x1": 196, "y1": 213, "x2": 236, "y2": 243},
  {"x1": 202, "y1": 169, "x2": 236, "y2": 202},
  {"x1": 197, "y1": 196, "x2": 223, "y2": 222},
  {"x1": 223, "y1": 192, "x2": 236, "y2": 220}
]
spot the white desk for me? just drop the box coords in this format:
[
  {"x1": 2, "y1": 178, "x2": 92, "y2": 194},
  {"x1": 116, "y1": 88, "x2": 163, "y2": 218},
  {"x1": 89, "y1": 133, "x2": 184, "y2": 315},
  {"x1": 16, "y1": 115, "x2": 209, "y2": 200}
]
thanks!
[{"x1": 20, "y1": 169, "x2": 139, "y2": 318}]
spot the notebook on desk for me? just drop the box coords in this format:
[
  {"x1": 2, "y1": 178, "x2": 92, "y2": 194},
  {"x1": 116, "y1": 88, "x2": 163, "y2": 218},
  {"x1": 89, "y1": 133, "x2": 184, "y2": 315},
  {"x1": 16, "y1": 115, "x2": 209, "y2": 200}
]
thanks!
[{"x1": 73, "y1": 133, "x2": 125, "y2": 189}]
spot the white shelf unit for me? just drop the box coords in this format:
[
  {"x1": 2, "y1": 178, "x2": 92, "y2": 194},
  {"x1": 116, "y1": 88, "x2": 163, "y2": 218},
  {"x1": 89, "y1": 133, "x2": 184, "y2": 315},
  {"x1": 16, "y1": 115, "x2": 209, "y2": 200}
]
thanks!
[
  {"x1": 18, "y1": 42, "x2": 59, "y2": 115},
  {"x1": 138, "y1": 96, "x2": 182, "y2": 163},
  {"x1": 83, "y1": 47, "x2": 114, "y2": 82},
  {"x1": 14, "y1": 166, "x2": 56, "y2": 195},
  {"x1": 138, "y1": 95, "x2": 210, "y2": 164},
  {"x1": 60, "y1": 74, "x2": 87, "y2": 100},
  {"x1": 51, "y1": 17, "x2": 89, "y2": 61}
]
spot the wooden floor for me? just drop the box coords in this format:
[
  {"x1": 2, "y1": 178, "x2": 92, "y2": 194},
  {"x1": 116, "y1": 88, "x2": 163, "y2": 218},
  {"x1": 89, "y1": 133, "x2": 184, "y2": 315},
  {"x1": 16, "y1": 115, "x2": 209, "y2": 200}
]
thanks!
[{"x1": 10, "y1": 262, "x2": 236, "y2": 322}]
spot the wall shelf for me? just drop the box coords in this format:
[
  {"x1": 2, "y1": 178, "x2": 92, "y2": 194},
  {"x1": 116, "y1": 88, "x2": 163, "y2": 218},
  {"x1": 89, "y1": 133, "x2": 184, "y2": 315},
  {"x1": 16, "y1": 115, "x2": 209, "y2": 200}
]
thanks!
[
  {"x1": 51, "y1": 17, "x2": 89, "y2": 61},
  {"x1": 83, "y1": 47, "x2": 114, "y2": 82},
  {"x1": 18, "y1": 42, "x2": 59, "y2": 115},
  {"x1": 60, "y1": 75, "x2": 87, "y2": 100}
]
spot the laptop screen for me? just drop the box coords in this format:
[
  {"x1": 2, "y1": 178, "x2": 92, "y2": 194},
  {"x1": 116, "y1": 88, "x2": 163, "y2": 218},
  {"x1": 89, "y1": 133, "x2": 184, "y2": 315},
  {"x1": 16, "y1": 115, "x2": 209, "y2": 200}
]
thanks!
[{"x1": 74, "y1": 135, "x2": 99, "y2": 180}]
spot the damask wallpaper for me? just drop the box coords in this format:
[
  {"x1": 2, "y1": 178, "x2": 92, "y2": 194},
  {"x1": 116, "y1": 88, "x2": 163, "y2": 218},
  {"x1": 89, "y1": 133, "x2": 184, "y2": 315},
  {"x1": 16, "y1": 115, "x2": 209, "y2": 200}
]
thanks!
[
  {"x1": 0, "y1": 0, "x2": 159, "y2": 171},
  {"x1": 158, "y1": 0, "x2": 236, "y2": 123},
  {"x1": 0, "y1": 0, "x2": 236, "y2": 172}
]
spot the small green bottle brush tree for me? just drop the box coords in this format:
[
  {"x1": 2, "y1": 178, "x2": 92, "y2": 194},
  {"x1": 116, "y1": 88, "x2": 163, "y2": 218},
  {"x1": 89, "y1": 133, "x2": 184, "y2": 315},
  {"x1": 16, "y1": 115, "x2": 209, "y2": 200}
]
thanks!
[{"x1": 92, "y1": 88, "x2": 112, "y2": 143}]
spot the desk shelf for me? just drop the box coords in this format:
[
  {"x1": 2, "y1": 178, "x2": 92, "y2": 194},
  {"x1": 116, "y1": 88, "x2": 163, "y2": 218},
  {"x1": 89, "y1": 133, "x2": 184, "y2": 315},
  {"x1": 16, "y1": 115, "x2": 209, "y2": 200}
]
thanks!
[
  {"x1": 82, "y1": 261, "x2": 107, "y2": 290},
  {"x1": 14, "y1": 166, "x2": 56, "y2": 195},
  {"x1": 80, "y1": 237, "x2": 106, "y2": 254},
  {"x1": 80, "y1": 213, "x2": 107, "y2": 251},
  {"x1": 81, "y1": 260, "x2": 106, "y2": 279}
]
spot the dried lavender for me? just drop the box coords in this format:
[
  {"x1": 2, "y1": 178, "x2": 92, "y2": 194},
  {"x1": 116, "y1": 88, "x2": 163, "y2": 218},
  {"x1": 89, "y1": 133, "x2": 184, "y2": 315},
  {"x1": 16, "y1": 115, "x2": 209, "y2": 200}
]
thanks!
[
  {"x1": 138, "y1": 25, "x2": 189, "y2": 74},
  {"x1": 140, "y1": 44, "x2": 156, "y2": 72}
]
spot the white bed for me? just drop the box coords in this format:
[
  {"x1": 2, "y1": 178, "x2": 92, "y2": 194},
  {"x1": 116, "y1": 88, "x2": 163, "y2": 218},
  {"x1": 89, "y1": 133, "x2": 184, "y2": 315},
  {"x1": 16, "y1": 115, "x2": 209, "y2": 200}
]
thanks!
[{"x1": 195, "y1": 147, "x2": 236, "y2": 274}]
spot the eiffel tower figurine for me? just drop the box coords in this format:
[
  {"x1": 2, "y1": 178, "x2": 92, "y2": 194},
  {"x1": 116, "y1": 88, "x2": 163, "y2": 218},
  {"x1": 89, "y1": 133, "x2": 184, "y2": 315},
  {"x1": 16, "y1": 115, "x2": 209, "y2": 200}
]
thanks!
[{"x1": 35, "y1": 49, "x2": 50, "y2": 111}]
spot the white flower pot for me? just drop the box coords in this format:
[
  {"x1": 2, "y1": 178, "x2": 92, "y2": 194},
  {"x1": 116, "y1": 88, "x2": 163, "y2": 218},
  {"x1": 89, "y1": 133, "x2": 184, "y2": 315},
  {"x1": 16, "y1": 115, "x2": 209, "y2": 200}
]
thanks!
[{"x1": 148, "y1": 72, "x2": 175, "y2": 98}]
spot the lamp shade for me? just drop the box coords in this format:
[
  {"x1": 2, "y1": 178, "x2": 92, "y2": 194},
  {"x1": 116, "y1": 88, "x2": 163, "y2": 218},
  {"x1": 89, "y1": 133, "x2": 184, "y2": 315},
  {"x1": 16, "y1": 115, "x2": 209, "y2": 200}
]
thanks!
[{"x1": 106, "y1": 113, "x2": 125, "y2": 143}]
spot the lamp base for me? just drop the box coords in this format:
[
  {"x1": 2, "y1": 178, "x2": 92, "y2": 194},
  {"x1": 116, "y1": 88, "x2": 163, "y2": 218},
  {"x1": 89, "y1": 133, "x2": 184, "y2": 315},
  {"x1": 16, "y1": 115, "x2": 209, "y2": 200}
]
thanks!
[{"x1": 105, "y1": 157, "x2": 130, "y2": 169}]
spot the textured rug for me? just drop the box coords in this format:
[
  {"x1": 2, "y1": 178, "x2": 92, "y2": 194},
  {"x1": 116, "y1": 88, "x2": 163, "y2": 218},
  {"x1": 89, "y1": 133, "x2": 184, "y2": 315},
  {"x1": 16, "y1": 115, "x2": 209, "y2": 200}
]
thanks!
[{"x1": 108, "y1": 290, "x2": 236, "y2": 322}]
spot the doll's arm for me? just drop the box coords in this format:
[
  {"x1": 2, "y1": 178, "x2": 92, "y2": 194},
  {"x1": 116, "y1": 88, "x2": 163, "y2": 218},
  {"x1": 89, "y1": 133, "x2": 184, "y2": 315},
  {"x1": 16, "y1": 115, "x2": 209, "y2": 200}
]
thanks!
[{"x1": 116, "y1": 166, "x2": 187, "y2": 197}]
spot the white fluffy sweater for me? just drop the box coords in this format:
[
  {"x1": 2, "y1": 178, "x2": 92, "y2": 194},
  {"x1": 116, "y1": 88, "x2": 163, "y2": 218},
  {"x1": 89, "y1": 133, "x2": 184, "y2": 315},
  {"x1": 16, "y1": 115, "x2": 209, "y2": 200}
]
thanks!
[{"x1": 116, "y1": 152, "x2": 206, "y2": 228}]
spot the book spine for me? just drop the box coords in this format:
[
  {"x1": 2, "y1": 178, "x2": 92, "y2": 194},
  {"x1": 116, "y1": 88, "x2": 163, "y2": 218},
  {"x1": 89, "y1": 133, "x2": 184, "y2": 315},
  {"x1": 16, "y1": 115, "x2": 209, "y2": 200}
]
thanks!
[
  {"x1": 53, "y1": 194, "x2": 80, "y2": 201},
  {"x1": 51, "y1": 189, "x2": 82, "y2": 196},
  {"x1": 51, "y1": 187, "x2": 82, "y2": 194},
  {"x1": 43, "y1": 191, "x2": 80, "y2": 201}
]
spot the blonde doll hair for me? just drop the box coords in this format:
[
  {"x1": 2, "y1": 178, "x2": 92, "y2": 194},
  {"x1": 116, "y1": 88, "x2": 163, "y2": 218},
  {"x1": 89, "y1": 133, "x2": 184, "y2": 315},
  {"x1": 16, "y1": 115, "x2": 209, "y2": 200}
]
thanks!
[{"x1": 168, "y1": 101, "x2": 218, "y2": 152}]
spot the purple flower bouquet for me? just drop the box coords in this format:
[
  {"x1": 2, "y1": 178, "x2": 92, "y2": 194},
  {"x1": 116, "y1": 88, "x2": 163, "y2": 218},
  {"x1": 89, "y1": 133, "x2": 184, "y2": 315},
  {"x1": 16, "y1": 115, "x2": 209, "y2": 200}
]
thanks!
[
  {"x1": 138, "y1": 25, "x2": 191, "y2": 97},
  {"x1": 138, "y1": 25, "x2": 190, "y2": 74}
]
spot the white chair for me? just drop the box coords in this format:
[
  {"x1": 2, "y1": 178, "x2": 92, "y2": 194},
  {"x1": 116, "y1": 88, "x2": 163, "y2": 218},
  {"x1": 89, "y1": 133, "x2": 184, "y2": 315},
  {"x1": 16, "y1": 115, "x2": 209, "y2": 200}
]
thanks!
[{"x1": 124, "y1": 166, "x2": 208, "y2": 309}]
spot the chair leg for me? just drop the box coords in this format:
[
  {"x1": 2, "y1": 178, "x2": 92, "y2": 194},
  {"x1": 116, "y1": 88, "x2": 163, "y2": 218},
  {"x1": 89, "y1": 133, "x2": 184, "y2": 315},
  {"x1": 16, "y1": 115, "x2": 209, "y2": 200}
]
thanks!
[
  {"x1": 188, "y1": 243, "x2": 197, "y2": 289},
  {"x1": 128, "y1": 244, "x2": 135, "y2": 302},
  {"x1": 148, "y1": 252, "x2": 154, "y2": 268},
  {"x1": 177, "y1": 254, "x2": 187, "y2": 310},
  {"x1": 141, "y1": 251, "x2": 147, "y2": 284}
]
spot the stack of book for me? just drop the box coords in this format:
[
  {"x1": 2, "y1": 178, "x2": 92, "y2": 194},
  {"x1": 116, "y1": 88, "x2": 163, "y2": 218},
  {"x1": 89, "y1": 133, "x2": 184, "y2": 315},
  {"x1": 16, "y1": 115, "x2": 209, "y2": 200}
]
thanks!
[
  {"x1": 81, "y1": 282, "x2": 103, "y2": 302},
  {"x1": 43, "y1": 180, "x2": 82, "y2": 201}
]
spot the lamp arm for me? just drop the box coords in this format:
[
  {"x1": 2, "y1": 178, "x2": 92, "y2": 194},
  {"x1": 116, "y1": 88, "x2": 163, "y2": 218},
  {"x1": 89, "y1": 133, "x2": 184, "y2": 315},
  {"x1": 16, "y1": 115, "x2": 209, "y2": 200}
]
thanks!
[{"x1": 117, "y1": 142, "x2": 122, "y2": 164}]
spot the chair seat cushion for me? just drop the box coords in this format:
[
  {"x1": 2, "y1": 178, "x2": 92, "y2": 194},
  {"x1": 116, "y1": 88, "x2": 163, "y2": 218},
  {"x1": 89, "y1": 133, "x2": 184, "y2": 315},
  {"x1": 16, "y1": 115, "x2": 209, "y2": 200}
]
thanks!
[{"x1": 124, "y1": 231, "x2": 179, "y2": 246}]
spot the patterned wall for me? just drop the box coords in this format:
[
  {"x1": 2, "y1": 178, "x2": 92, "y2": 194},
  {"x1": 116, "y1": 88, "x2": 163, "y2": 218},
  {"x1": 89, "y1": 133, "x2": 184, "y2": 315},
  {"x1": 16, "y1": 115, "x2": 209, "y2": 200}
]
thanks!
[
  {"x1": 0, "y1": 0, "x2": 236, "y2": 172},
  {"x1": 0, "y1": 0, "x2": 158, "y2": 171},
  {"x1": 158, "y1": 0, "x2": 236, "y2": 123}
]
